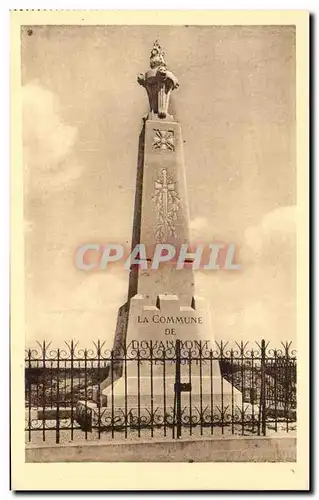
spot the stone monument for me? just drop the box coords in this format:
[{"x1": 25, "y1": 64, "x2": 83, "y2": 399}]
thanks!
[{"x1": 77, "y1": 41, "x2": 242, "y2": 428}]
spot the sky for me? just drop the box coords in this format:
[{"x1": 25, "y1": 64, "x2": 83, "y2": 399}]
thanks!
[{"x1": 22, "y1": 25, "x2": 296, "y2": 348}]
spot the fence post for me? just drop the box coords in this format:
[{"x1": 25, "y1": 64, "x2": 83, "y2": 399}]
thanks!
[
  {"x1": 42, "y1": 341, "x2": 46, "y2": 442},
  {"x1": 111, "y1": 348, "x2": 114, "y2": 439},
  {"x1": 97, "y1": 340, "x2": 101, "y2": 439},
  {"x1": 56, "y1": 348, "x2": 60, "y2": 444},
  {"x1": 260, "y1": 339, "x2": 267, "y2": 436},
  {"x1": 70, "y1": 340, "x2": 74, "y2": 441},
  {"x1": 174, "y1": 339, "x2": 182, "y2": 439},
  {"x1": 284, "y1": 342, "x2": 290, "y2": 432},
  {"x1": 27, "y1": 349, "x2": 32, "y2": 442}
]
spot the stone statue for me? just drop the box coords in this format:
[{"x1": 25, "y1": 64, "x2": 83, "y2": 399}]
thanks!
[{"x1": 137, "y1": 41, "x2": 179, "y2": 120}]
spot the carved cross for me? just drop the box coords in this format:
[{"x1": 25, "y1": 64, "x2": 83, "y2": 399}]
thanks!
[{"x1": 152, "y1": 168, "x2": 180, "y2": 242}]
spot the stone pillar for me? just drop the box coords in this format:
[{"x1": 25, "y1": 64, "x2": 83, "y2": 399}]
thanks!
[{"x1": 95, "y1": 50, "x2": 241, "y2": 408}]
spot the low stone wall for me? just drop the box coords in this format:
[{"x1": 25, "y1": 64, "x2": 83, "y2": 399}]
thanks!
[{"x1": 26, "y1": 436, "x2": 296, "y2": 463}]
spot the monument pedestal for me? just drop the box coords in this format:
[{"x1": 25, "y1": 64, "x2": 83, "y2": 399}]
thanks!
[
  {"x1": 99, "y1": 374, "x2": 241, "y2": 408},
  {"x1": 76, "y1": 293, "x2": 243, "y2": 432},
  {"x1": 77, "y1": 374, "x2": 243, "y2": 432}
]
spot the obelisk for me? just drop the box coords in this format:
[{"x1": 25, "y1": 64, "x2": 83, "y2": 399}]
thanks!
[{"x1": 89, "y1": 41, "x2": 242, "y2": 412}]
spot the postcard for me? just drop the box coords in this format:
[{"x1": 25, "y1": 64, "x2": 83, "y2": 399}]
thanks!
[{"x1": 11, "y1": 10, "x2": 309, "y2": 491}]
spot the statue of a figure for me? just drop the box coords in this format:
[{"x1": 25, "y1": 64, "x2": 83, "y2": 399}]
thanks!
[{"x1": 137, "y1": 41, "x2": 179, "y2": 120}]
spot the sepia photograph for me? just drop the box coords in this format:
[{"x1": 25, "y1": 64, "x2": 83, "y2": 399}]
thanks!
[{"x1": 10, "y1": 10, "x2": 309, "y2": 491}]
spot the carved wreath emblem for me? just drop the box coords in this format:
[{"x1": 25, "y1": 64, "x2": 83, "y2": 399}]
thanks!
[
  {"x1": 152, "y1": 168, "x2": 180, "y2": 242},
  {"x1": 153, "y1": 129, "x2": 175, "y2": 151}
]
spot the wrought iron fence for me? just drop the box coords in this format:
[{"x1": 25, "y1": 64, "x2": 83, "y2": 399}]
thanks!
[{"x1": 25, "y1": 339, "x2": 296, "y2": 444}]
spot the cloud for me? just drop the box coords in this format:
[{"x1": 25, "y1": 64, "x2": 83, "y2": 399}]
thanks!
[
  {"x1": 22, "y1": 81, "x2": 82, "y2": 191},
  {"x1": 244, "y1": 206, "x2": 296, "y2": 262},
  {"x1": 193, "y1": 206, "x2": 296, "y2": 345},
  {"x1": 25, "y1": 271, "x2": 128, "y2": 348},
  {"x1": 190, "y1": 216, "x2": 211, "y2": 241}
]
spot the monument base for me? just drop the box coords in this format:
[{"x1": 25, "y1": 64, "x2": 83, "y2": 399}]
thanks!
[
  {"x1": 95, "y1": 374, "x2": 242, "y2": 407},
  {"x1": 76, "y1": 375, "x2": 251, "y2": 433},
  {"x1": 76, "y1": 293, "x2": 252, "y2": 433}
]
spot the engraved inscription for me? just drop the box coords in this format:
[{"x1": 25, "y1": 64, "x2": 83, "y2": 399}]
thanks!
[
  {"x1": 137, "y1": 315, "x2": 203, "y2": 324},
  {"x1": 128, "y1": 339, "x2": 210, "y2": 350}
]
